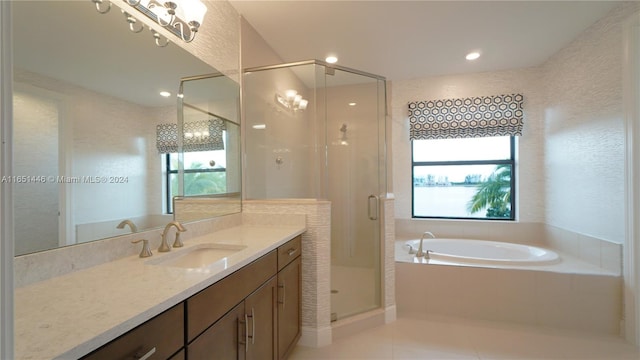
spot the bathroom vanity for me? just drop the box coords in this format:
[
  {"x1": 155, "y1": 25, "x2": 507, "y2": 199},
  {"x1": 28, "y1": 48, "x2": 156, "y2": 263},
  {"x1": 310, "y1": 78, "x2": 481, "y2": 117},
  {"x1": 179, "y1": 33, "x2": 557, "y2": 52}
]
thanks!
[{"x1": 14, "y1": 224, "x2": 304, "y2": 359}]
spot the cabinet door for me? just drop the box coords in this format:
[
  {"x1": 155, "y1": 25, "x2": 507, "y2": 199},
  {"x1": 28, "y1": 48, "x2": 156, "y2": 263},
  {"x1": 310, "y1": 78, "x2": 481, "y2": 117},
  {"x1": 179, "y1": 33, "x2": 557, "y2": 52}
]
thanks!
[
  {"x1": 245, "y1": 276, "x2": 277, "y2": 360},
  {"x1": 187, "y1": 302, "x2": 245, "y2": 360},
  {"x1": 277, "y1": 257, "x2": 301, "y2": 360}
]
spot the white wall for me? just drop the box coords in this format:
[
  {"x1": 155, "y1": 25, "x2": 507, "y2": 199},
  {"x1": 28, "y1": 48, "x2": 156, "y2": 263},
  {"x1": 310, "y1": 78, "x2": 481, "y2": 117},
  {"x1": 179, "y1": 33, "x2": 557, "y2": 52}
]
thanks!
[{"x1": 542, "y1": 2, "x2": 640, "y2": 244}]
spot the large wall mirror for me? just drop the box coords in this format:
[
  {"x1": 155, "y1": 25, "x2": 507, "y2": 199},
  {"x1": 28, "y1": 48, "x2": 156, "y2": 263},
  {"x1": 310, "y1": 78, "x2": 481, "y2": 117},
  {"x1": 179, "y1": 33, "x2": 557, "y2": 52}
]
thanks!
[{"x1": 12, "y1": 1, "x2": 241, "y2": 256}]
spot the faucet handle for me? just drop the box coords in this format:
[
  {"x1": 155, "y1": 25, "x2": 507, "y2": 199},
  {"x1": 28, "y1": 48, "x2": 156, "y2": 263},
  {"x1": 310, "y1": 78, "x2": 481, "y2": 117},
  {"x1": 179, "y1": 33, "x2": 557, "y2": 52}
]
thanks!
[{"x1": 131, "y1": 239, "x2": 152, "y2": 258}]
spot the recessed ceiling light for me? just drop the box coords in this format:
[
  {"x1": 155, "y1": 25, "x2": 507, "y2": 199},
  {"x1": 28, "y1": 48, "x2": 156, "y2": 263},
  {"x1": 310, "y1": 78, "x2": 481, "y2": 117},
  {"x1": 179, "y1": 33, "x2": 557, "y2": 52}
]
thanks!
[
  {"x1": 160, "y1": 91, "x2": 171, "y2": 97},
  {"x1": 325, "y1": 56, "x2": 338, "y2": 64},
  {"x1": 465, "y1": 52, "x2": 481, "y2": 61},
  {"x1": 348, "y1": 102, "x2": 357, "y2": 106}
]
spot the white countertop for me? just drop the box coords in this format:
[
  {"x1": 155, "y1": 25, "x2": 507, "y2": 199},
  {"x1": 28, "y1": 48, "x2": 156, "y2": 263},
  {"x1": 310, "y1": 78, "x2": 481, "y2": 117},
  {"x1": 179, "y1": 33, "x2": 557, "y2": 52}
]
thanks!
[{"x1": 14, "y1": 224, "x2": 306, "y2": 360}]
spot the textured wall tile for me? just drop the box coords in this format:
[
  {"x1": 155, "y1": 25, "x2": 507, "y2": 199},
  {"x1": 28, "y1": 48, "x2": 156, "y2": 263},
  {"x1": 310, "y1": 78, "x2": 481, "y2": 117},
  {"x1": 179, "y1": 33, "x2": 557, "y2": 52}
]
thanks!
[
  {"x1": 243, "y1": 200, "x2": 332, "y2": 330},
  {"x1": 541, "y1": 3, "x2": 639, "y2": 243}
]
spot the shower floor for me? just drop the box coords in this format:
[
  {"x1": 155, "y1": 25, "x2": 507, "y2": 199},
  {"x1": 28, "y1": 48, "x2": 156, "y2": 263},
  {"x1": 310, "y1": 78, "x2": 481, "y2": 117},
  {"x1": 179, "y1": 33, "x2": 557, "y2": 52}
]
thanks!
[{"x1": 331, "y1": 265, "x2": 380, "y2": 321}]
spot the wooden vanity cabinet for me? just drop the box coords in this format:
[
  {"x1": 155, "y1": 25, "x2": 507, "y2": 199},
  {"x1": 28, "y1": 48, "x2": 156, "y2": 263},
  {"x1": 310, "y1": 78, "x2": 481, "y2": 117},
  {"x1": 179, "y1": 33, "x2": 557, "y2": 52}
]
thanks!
[
  {"x1": 80, "y1": 303, "x2": 184, "y2": 360},
  {"x1": 80, "y1": 235, "x2": 302, "y2": 360}
]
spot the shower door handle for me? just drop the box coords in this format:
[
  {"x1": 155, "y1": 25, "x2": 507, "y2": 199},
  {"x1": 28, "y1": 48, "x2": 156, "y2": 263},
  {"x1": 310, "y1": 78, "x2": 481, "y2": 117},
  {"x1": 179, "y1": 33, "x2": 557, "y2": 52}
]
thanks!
[{"x1": 368, "y1": 195, "x2": 379, "y2": 220}]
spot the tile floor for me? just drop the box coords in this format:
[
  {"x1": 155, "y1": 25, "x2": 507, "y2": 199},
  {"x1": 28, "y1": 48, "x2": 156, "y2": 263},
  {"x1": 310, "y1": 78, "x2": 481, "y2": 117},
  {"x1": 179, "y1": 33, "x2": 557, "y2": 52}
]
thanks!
[{"x1": 290, "y1": 315, "x2": 640, "y2": 359}]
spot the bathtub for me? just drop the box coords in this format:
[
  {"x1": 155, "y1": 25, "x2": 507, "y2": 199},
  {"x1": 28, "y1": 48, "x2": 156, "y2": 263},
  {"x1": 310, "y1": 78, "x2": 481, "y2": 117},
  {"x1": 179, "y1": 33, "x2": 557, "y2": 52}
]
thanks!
[
  {"x1": 395, "y1": 237, "x2": 622, "y2": 334},
  {"x1": 403, "y1": 238, "x2": 560, "y2": 266}
]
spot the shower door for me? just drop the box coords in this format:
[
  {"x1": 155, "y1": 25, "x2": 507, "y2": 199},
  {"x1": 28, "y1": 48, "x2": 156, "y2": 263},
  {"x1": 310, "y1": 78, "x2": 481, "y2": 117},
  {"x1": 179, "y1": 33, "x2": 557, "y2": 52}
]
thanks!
[{"x1": 325, "y1": 67, "x2": 384, "y2": 320}]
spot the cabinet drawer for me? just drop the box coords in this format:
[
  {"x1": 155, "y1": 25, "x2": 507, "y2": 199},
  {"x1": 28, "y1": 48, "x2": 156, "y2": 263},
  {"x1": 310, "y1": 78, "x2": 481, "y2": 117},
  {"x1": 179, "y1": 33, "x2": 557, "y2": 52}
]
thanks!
[
  {"x1": 81, "y1": 303, "x2": 184, "y2": 360},
  {"x1": 187, "y1": 250, "x2": 278, "y2": 342},
  {"x1": 277, "y1": 236, "x2": 301, "y2": 271}
]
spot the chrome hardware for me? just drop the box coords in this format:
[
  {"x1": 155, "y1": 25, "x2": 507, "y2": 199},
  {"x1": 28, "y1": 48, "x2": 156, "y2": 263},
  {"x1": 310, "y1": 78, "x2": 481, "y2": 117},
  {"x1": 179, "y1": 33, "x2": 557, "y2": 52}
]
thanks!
[
  {"x1": 367, "y1": 195, "x2": 379, "y2": 220},
  {"x1": 286, "y1": 248, "x2": 297, "y2": 257},
  {"x1": 131, "y1": 239, "x2": 152, "y2": 258},
  {"x1": 278, "y1": 281, "x2": 286, "y2": 309},
  {"x1": 416, "y1": 231, "x2": 435, "y2": 258},
  {"x1": 135, "y1": 347, "x2": 156, "y2": 360},
  {"x1": 159, "y1": 221, "x2": 186, "y2": 252}
]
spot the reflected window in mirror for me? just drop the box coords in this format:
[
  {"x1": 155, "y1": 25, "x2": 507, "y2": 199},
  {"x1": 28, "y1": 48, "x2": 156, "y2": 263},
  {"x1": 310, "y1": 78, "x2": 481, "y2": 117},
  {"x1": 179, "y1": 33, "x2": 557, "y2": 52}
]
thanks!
[{"x1": 166, "y1": 149, "x2": 228, "y2": 213}]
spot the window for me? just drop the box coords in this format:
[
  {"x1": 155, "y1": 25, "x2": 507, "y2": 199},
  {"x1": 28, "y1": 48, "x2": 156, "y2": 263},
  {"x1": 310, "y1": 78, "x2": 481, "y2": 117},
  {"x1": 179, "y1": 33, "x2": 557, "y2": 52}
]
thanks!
[
  {"x1": 166, "y1": 150, "x2": 227, "y2": 213},
  {"x1": 412, "y1": 136, "x2": 515, "y2": 220}
]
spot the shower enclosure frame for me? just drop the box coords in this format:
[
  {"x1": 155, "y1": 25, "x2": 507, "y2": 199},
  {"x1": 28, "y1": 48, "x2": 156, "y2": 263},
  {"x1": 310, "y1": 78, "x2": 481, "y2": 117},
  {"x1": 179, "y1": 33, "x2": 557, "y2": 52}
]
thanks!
[{"x1": 242, "y1": 59, "x2": 389, "y2": 322}]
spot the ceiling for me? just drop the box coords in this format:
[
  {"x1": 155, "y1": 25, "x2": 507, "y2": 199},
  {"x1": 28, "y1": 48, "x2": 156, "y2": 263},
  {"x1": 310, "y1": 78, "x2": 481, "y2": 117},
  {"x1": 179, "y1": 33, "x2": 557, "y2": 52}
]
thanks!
[{"x1": 230, "y1": 1, "x2": 620, "y2": 80}]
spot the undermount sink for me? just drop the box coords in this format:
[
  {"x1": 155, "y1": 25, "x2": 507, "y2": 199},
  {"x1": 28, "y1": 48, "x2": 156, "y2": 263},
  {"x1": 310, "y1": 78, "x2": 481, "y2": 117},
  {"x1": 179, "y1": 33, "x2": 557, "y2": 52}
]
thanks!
[{"x1": 148, "y1": 243, "x2": 247, "y2": 269}]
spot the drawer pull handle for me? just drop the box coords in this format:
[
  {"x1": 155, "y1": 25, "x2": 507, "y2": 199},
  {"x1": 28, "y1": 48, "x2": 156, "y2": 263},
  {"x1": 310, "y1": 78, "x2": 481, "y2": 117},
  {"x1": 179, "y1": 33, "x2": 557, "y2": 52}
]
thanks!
[
  {"x1": 278, "y1": 281, "x2": 286, "y2": 309},
  {"x1": 136, "y1": 347, "x2": 156, "y2": 360},
  {"x1": 287, "y1": 248, "x2": 297, "y2": 256},
  {"x1": 243, "y1": 314, "x2": 249, "y2": 352}
]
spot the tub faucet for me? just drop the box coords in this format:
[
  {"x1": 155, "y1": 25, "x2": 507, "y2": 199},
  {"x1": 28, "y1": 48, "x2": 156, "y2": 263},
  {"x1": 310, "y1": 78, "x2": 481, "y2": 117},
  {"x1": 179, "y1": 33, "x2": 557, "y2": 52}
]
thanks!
[
  {"x1": 159, "y1": 221, "x2": 187, "y2": 252},
  {"x1": 116, "y1": 219, "x2": 138, "y2": 233},
  {"x1": 416, "y1": 231, "x2": 435, "y2": 258}
]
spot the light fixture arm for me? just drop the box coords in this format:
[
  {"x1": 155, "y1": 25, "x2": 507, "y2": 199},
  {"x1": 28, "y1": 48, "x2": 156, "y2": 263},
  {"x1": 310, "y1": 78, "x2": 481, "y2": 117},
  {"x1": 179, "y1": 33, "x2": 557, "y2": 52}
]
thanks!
[
  {"x1": 92, "y1": 0, "x2": 112, "y2": 14},
  {"x1": 151, "y1": 29, "x2": 170, "y2": 47},
  {"x1": 123, "y1": 11, "x2": 144, "y2": 33}
]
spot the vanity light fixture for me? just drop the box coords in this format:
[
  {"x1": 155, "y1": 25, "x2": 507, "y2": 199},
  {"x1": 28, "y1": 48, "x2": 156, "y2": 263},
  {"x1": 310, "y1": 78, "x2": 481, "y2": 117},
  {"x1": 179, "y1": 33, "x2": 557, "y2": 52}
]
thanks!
[
  {"x1": 348, "y1": 102, "x2": 357, "y2": 106},
  {"x1": 275, "y1": 90, "x2": 309, "y2": 112},
  {"x1": 159, "y1": 91, "x2": 171, "y2": 97},
  {"x1": 465, "y1": 51, "x2": 481, "y2": 61},
  {"x1": 92, "y1": 0, "x2": 208, "y2": 46},
  {"x1": 252, "y1": 124, "x2": 267, "y2": 130}
]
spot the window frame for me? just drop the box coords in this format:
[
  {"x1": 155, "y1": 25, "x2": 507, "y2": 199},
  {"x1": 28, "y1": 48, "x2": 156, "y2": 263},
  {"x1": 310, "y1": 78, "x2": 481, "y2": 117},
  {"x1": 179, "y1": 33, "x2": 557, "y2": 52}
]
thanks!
[{"x1": 411, "y1": 136, "x2": 516, "y2": 221}]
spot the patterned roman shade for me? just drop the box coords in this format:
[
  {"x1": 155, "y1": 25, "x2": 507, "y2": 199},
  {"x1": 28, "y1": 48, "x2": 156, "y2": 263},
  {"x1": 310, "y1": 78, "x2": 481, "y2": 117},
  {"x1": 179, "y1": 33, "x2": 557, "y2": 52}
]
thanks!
[
  {"x1": 156, "y1": 118, "x2": 225, "y2": 153},
  {"x1": 408, "y1": 93, "x2": 524, "y2": 140}
]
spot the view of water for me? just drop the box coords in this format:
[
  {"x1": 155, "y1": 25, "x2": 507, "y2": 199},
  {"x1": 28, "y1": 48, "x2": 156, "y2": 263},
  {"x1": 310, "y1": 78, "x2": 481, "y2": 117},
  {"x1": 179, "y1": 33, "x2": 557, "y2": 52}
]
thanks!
[{"x1": 413, "y1": 186, "x2": 481, "y2": 218}]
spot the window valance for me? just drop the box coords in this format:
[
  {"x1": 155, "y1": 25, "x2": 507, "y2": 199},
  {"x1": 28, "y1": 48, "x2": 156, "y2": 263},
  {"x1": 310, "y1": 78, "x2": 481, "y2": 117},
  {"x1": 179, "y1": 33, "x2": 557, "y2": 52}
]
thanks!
[
  {"x1": 408, "y1": 93, "x2": 524, "y2": 140},
  {"x1": 156, "y1": 118, "x2": 225, "y2": 154}
]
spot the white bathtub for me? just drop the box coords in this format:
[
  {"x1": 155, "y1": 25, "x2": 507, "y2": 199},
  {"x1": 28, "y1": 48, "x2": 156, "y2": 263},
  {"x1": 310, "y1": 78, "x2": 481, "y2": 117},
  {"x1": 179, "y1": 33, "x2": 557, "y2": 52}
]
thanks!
[{"x1": 403, "y1": 238, "x2": 560, "y2": 266}]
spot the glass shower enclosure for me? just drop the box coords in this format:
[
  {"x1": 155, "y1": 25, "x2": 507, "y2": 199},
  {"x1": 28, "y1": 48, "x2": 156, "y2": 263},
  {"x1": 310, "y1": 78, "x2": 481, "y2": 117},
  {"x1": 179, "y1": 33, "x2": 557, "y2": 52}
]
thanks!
[{"x1": 243, "y1": 60, "x2": 386, "y2": 321}]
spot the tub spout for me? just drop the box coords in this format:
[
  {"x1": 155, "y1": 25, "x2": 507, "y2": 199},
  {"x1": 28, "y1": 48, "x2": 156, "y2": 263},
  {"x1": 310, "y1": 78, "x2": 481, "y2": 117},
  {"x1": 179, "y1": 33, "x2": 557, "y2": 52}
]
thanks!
[{"x1": 416, "y1": 231, "x2": 435, "y2": 258}]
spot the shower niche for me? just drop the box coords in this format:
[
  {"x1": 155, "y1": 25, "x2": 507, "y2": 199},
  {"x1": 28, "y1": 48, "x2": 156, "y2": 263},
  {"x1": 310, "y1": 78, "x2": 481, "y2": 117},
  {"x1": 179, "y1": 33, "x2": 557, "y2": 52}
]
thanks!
[{"x1": 243, "y1": 61, "x2": 387, "y2": 321}]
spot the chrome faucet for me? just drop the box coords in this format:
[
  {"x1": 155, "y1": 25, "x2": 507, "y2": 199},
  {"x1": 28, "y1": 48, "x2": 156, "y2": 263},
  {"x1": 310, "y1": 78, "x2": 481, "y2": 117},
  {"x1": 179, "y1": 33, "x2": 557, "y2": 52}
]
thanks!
[
  {"x1": 116, "y1": 219, "x2": 138, "y2": 233},
  {"x1": 416, "y1": 231, "x2": 435, "y2": 258},
  {"x1": 159, "y1": 221, "x2": 187, "y2": 252}
]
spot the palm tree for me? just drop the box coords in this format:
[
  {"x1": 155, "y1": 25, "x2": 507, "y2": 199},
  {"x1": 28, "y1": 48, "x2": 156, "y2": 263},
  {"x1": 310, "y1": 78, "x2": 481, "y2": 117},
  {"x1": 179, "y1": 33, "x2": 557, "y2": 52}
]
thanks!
[{"x1": 467, "y1": 165, "x2": 511, "y2": 218}]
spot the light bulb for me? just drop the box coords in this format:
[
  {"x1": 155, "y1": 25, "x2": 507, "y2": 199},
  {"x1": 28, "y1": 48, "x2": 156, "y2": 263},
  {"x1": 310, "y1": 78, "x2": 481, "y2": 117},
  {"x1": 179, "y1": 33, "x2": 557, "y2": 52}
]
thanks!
[{"x1": 285, "y1": 89, "x2": 297, "y2": 101}]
